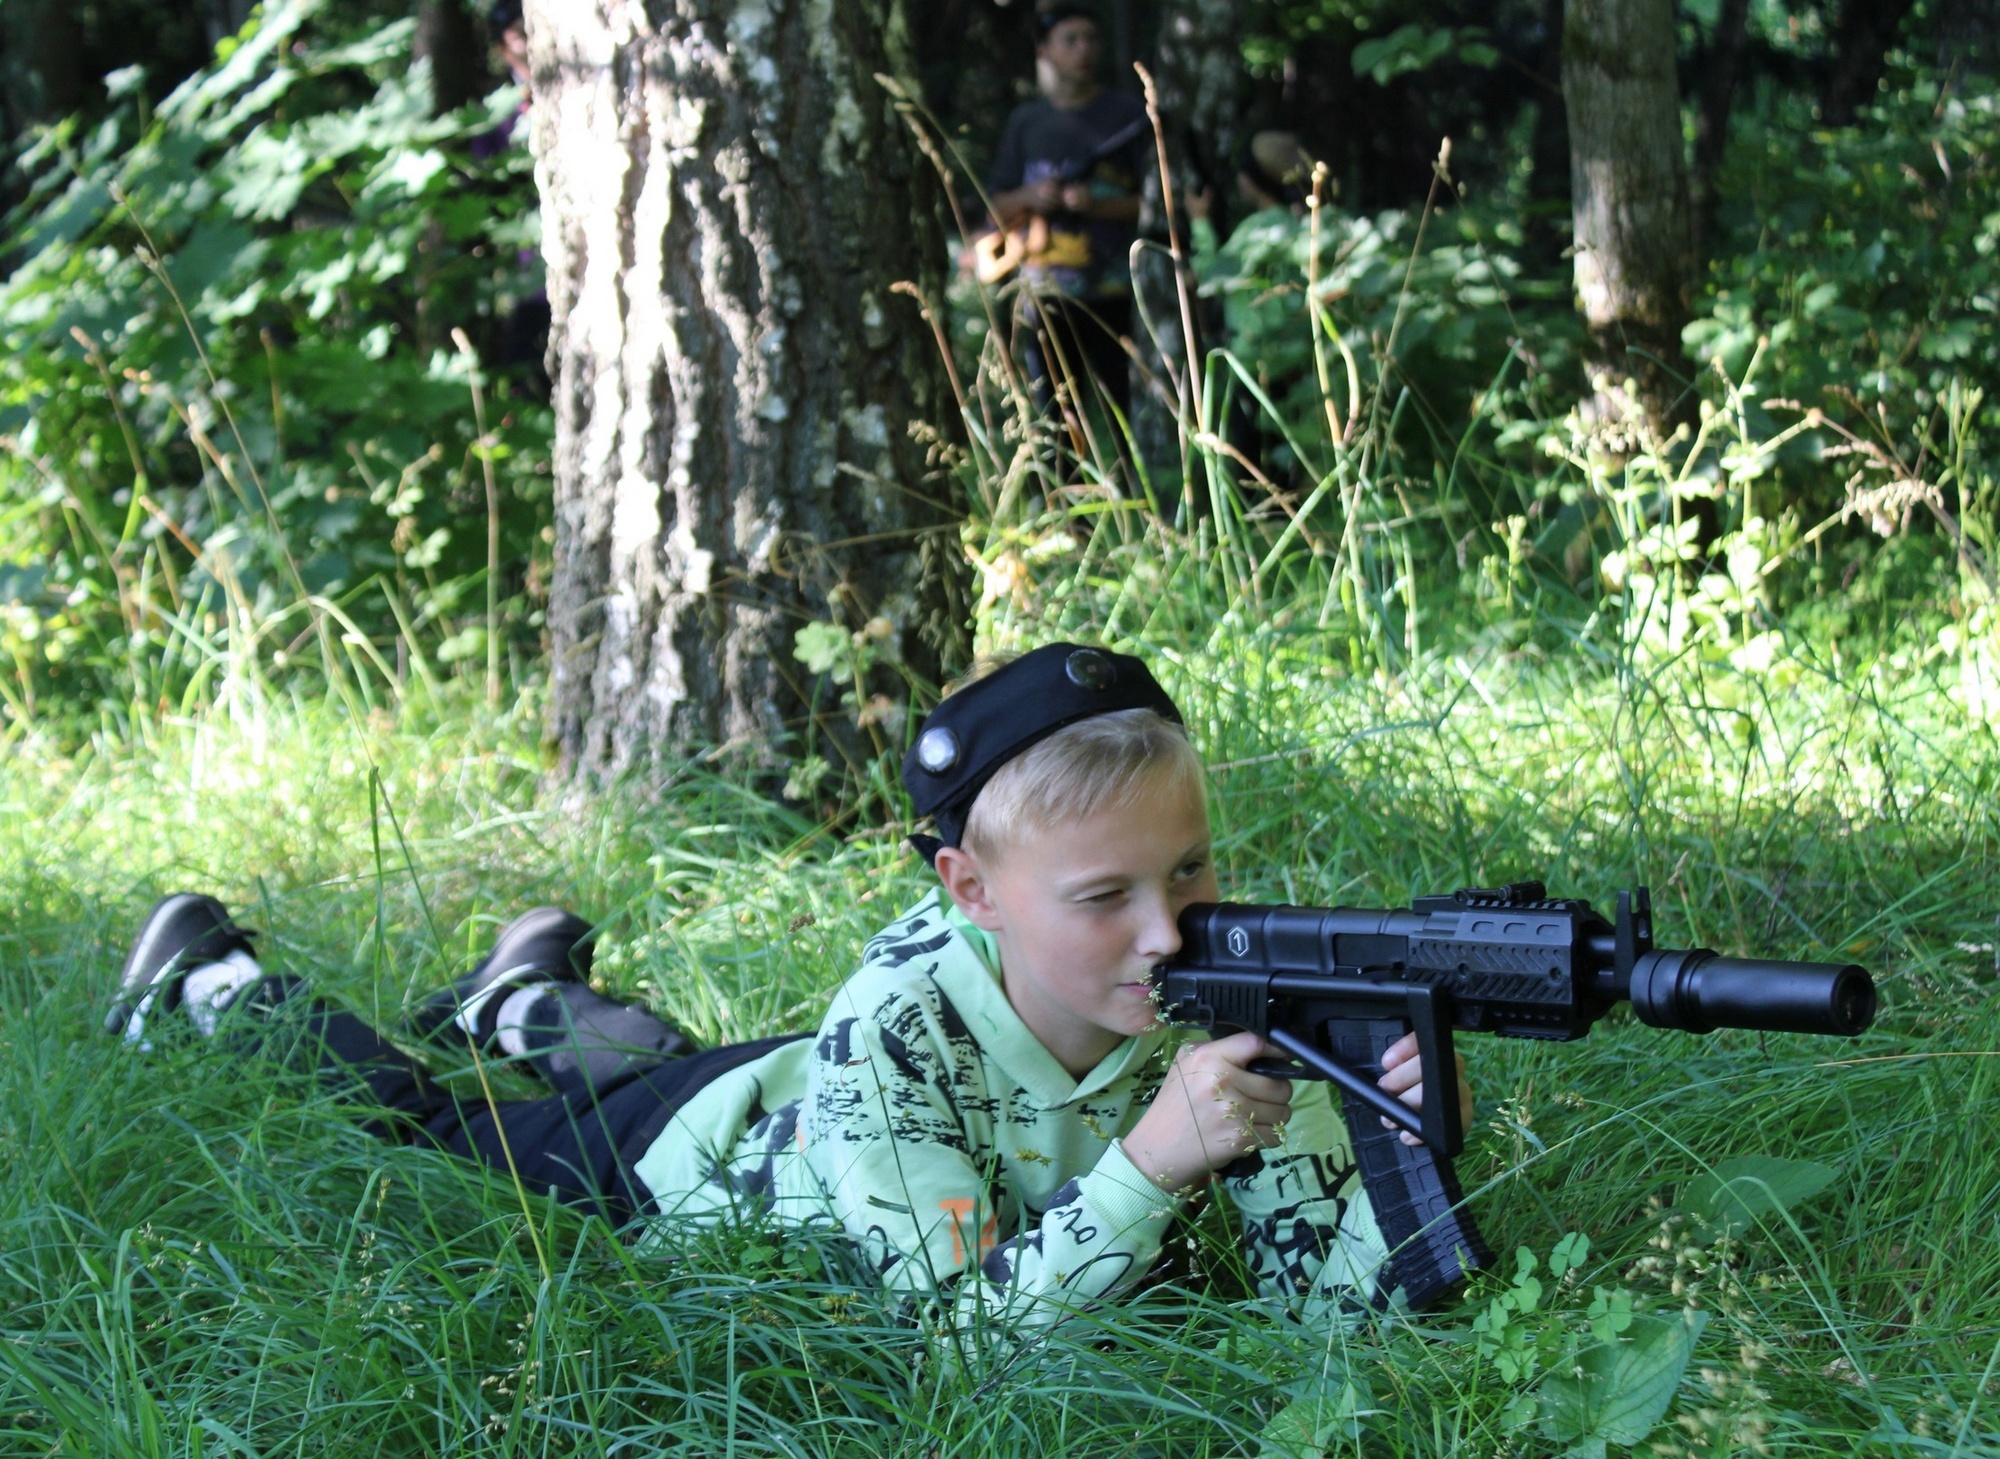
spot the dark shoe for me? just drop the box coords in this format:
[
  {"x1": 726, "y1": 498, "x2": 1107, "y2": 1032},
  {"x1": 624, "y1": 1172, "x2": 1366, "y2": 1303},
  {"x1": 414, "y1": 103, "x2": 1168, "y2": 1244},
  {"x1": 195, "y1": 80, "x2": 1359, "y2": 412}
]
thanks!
[
  {"x1": 521, "y1": 982, "x2": 700, "y2": 1096},
  {"x1": 105, "y1": 893, "x2": 257, "y2": 1038},
  {"x1": 413, "y1": 906, "x2": 595, "y2": 1049}
]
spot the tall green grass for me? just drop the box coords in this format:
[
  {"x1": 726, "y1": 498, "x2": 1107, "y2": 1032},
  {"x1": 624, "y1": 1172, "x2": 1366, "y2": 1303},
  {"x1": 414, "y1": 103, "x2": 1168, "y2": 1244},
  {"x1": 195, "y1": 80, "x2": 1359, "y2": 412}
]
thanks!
[
  {"x1": 4, "y1": 568, "x2": 1998, "y2": 1453},
  {"x1": 7, "y1": 111, "x2": 2000, "y2": 1454}
]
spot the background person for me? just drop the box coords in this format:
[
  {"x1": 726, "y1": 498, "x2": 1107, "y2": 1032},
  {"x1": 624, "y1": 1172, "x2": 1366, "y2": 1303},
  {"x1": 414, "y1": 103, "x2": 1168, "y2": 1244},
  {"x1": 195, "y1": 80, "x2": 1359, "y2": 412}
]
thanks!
[{"x1": 986, "y1": 4, "x2": 1151, "y2": 427}]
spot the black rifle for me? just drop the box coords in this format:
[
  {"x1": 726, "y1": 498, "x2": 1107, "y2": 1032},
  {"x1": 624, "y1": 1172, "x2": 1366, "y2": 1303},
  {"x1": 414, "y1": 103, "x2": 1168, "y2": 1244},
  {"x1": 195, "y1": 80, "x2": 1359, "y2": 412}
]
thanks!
[
  {"x1": 1039, "y1": 115, "x2": 1154, "y2": 190},
  {"x1": 1152, "y1": 882, "x2": 1876, "y2": 1310}
]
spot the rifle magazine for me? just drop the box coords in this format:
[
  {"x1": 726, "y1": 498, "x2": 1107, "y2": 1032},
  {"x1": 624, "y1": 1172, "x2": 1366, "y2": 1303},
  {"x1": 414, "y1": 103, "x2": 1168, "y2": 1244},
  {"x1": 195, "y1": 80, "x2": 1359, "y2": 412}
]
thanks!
[{"x1": 1333, "y1": 1021, "x2": 1494, "y2": 1310}]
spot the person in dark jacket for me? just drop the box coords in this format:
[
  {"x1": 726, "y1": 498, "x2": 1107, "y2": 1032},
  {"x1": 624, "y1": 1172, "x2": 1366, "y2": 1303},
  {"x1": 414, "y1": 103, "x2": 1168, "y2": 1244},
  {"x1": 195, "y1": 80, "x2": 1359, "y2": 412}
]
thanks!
[{"x1": 987, "y1": 4, "x2": 1150, "y2": 428}]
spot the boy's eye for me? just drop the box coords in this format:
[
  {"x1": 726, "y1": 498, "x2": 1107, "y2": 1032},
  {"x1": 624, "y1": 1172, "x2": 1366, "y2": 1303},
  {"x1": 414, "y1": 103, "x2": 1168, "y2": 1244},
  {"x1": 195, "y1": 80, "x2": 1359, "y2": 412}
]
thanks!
[{"x1": 1175, "y1": 857, "x2": 1208, "y2": 880}]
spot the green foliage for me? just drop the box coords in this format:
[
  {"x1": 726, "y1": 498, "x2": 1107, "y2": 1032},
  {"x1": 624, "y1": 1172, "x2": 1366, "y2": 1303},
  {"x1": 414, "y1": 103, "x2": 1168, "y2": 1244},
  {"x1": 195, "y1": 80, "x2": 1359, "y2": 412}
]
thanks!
[
  {"x1": 1458, "y1": 1230, "x2": 1701, "y2": 1457},
  {"x1": 1682, "y1": 1155, "x2": 1837, "y2": 1239},
  {"x1": 1537, "y1": 1311, "x2": 1708, "y2": 1459},
  {"x1": 4, "y1": 16, "x2": 1999, "y2": 1449},
  {"x1": 8, "y1": 586, "x2": 2000, "y2": 1451},
  {"x1": 1243, "y1": 0, "x2": 1529, "y2": 93},
  {"x1": 0, "y1": 0, "x2": 550, "y2": 731},
  {"x1": 1691, "y1": 65, "x2": 2000, "y2": 489},
  {"x1": 1350, "y1": 23, "x2": 1499, "y2": 85},
  {"x1": 1193, "y1": 194, "x2": 1572, "y2": 488}
]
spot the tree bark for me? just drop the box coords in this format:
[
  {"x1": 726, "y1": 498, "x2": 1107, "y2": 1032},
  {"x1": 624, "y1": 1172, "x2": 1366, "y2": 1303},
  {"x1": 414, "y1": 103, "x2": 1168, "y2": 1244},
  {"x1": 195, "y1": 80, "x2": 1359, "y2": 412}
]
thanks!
[
  {"x1": 1822, "y1": 0, "x2": 1917, "y2": 127},
  {"x1": 1690, "y1": 0, "x2": 1750, "y2": 251},
  {"x1": 1563, "y1": 0, "x2": 1693, "y2": 434},
  {"x1": 906, "y1": 0, "x2": 1031, "y2": 187},
  {"x1": 414, "y1": 0, "x2": 488, "y2": 115},
  {"x1": 1152, "y1": 0, "x2": 1249, "y2": 221},
  {"x1": 526, "y1": 0, "x2": 967, "y2": 784}
]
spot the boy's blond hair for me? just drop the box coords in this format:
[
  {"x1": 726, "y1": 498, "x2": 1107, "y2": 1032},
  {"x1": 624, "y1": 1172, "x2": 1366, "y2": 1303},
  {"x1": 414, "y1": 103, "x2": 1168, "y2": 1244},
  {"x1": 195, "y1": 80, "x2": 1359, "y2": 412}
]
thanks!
[{"x1": 942, "y1": 659, "x2": 1204, "y2": 857}]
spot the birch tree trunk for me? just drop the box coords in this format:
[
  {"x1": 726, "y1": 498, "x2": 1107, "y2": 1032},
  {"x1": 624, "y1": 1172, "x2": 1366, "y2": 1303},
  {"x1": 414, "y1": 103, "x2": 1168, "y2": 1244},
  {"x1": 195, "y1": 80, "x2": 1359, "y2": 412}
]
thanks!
[
  {"x1": 525, "y1": 0, "x2": 965, "y2": 783},
  {"x1": 1563, "y1": 0, "x2": 1693, "y2": 434}
]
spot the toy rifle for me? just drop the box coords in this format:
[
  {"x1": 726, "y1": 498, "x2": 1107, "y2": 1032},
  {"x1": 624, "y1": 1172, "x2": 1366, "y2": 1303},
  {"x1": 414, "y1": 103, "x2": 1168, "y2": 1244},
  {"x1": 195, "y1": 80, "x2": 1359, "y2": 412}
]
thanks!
[
  {"x1": 973, "y1": 116, "x2": 1152, "y2": 285},
  {"x1": 1152, "y1": 883, "x2": 1877, "y2": 1310}
]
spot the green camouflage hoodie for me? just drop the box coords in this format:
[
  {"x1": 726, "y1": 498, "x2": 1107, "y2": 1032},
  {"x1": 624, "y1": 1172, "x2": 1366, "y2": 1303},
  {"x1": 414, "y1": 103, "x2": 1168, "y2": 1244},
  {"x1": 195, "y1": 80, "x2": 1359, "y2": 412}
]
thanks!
[{"x1": 632, "y1": 890, "x2": 1389, "y2": 1327}]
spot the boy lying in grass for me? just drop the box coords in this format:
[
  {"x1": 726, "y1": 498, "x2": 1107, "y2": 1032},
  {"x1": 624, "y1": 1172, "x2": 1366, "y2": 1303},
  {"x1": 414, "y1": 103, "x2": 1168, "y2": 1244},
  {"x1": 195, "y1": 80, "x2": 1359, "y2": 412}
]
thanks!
[{"x1": 107, "y1": 643, "x2": 1472, "y2": 1328}]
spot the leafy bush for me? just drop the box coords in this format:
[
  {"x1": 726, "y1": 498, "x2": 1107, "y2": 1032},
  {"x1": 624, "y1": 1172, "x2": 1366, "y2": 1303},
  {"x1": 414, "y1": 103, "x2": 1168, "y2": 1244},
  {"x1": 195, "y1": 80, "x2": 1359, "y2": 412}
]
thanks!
[
  {"x1": 1192, "y1": 194, "x2": 1570, "y2": 487},
  {"x1": 0, "y1": 0, "x2": 550, "y2": 730},
  {"x1": 1690, "y1": 63, "x2": 2000, "y2": 504}
]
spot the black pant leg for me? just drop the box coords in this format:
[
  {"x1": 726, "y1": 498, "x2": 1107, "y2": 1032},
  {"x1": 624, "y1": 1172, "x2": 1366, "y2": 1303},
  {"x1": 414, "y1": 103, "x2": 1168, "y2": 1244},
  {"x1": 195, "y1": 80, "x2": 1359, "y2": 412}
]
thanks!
[
  {"x1": 513, "y1": 983, "x2": 697, "y2": 1102},
  {"x1": 229, "y1": 973, "x2": 802, "y2": 1227},
  {"x1": 426, "y1": 1035, "x2": 807, "y2": 1223},
  {"x1": 231, "y1": 974, "x2": 455, "y2": 1136},
  {"x1": 1077, "y1": 297, "x2": 1134, "y2": 418},
  {"x1": 1025, "y1": 294, "x2": 1134, "y2": 428}
]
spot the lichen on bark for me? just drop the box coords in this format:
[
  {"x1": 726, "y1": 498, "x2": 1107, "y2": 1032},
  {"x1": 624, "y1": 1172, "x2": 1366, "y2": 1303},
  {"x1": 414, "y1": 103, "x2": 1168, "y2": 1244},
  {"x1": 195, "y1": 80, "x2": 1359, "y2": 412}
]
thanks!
[
  {"x1": 528, "y1": 0, "x2": 966, "y2": 785},
  {"x1": 1562, "y1": 0, "x2": 1693, "y2": 435}
]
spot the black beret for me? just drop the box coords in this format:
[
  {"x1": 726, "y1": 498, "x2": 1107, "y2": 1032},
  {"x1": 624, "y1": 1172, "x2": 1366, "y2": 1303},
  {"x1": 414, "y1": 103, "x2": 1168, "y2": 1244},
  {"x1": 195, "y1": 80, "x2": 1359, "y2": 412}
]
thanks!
[{"x1": 901, "y1": 642, "x2": 1183, "y2": 863}]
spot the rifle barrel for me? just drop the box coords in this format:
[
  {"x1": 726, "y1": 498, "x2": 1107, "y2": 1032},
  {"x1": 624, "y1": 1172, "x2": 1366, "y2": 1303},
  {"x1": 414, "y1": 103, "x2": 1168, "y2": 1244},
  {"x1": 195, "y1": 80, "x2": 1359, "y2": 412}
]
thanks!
[{"x1": 1629, "y1": 949, "x2": 1875, "y2": 1036}]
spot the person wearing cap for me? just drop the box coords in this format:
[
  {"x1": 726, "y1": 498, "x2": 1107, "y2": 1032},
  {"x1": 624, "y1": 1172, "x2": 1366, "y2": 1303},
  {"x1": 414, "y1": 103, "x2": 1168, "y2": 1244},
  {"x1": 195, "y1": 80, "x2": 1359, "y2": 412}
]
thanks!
[
  {"x1": 1185, "y1": 132, "x2": 1320, "y2": 355},
  {"x1": 106, "y1": 643, "x2": 1470, "y2": 1330},
  {"x1": 985, "y1": 4, "x2": 1150, "y2": 425}
]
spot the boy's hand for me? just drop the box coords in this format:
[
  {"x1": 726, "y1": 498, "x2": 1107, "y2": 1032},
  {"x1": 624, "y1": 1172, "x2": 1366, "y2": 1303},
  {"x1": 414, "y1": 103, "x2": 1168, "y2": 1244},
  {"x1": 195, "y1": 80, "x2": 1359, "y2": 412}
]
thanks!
[
  {"x1": 1123, "y1": 1032, "x2": 1292, "y2": 1194},
  {"x1": 1377, "y1": 1031, "x2": 1475, "y2": 1147}
]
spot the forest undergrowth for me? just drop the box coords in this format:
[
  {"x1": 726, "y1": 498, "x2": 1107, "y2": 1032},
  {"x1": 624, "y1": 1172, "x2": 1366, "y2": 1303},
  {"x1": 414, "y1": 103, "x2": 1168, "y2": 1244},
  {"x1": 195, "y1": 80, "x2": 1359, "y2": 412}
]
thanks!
[
  {"x1": 3, "y1": 493, "x2": 1999, "y2": 1454},
  {"x1": 5, "y1": 18, "x2": 2000, "y2": 1447}
]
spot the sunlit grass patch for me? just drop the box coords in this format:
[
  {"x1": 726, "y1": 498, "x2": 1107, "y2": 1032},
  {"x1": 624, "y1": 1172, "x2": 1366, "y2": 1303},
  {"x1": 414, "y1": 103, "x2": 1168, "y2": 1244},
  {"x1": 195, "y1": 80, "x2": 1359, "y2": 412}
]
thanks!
[{"x1": 3, "y1": 601, "x2": 1997, "y2": 1454}]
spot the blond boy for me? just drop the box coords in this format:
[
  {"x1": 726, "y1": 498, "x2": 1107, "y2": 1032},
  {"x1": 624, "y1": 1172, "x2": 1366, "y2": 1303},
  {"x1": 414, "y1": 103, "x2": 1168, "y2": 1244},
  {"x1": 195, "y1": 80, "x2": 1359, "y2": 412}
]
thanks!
[{"x1": 110, "y1": 643, "x2": 1469, "y2": 1327}]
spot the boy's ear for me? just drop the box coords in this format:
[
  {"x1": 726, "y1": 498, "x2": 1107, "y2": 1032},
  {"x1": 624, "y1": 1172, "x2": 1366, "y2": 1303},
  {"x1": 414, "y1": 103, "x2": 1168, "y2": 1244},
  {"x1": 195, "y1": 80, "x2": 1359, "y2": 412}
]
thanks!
[{"x1": 933, "y1": 846, "x2": 1003, "y2": 931}]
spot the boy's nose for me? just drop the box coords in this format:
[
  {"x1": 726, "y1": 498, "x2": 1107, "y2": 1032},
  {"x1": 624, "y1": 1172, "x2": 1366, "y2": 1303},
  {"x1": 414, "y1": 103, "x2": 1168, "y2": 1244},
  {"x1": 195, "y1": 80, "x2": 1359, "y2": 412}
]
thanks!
[{"x1": 1132, "y1": 895, "x2": 1183, "y2": 963}]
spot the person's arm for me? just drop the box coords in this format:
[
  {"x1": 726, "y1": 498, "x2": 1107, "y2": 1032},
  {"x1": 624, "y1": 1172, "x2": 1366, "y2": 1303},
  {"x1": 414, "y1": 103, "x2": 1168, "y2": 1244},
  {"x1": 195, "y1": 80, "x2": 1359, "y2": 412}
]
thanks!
[
  {"x1": 802, "y1": 997, "x2": 1181, "y2": 1332},
  {"x1": 991, "y1": 178, "x2": 1064, "y2": 229},
  {"x1": 986, "y1": 112, "x2": 1056, "y2": 230},
  {"x1": 1058, "y1": 185, "x2": 1142, "y2": 225}
]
